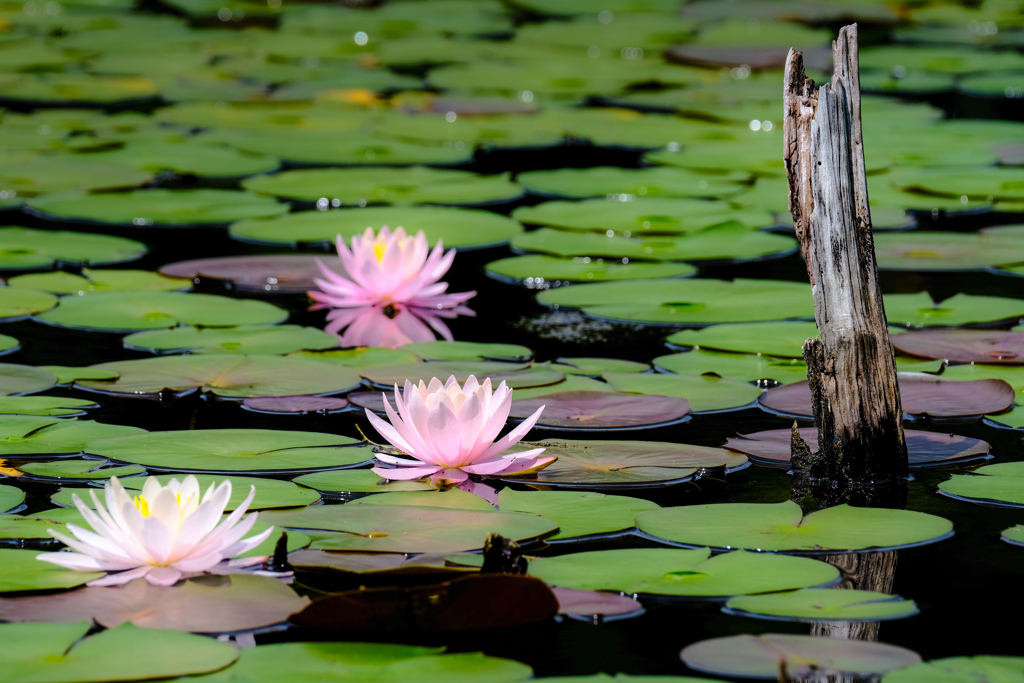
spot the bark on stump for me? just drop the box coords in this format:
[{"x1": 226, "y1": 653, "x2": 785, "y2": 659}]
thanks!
[{"x1": 784, "y1": 24, "x2": 909, "y2": 503}]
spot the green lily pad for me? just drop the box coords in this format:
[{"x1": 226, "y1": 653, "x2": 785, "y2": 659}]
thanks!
[
  {"x1": 0, "y1": 516, "x2": 69, "y2": 540},
  {"x1": 231, "y1": 206, "x2": 523, "y2": 250},
  {"x1": 18, "y1": 460, "x2": 146, "y2": 481},
  {"x1": 487, "y1": 254, "x2": 697, "y2": 284},
  {"x1": 682, "y1": 633, "x2": 921, "y2": 680},
  {"x1": 724, "y1": 588, "x2": 918, "y2": 622},
  {"x1": 874, "y1": 231, "x2": 1024, "y2": 270},
  {"x1": 243, "y1": 167, "x2": 522, "y2": 206},
  {"x1": 399, "y1": 341, "x2": 533, "y2": 362},
  {"x1": 0, "y1": 288, "x2": 59, "y2": 321},
  {"x1": 361, "y1": 361, "x2": 558, "y2": 389},
  {"x1": 529, "y1": 548, "x2": 839, "y2": 597},
  {"x1": 38, "y1": 366, "x2": 119, "y2": 385},
  {"x1": 506, "y1": 376, "x2": 614, "y2": 400},
  {"x1": 351, "y1": 488, "x2": 496, "y2": 512},
  {"x1": 123, "y1": 325, "x2": 338, "y2": 355},
  {"x1": 502, "y1": 438, "x2": 747, "y2": 488},
  {"x1": 260, "y1": 505, "x2": 558, "y2": 553},
  {"x1": 75, "y1": 141, "x2": 280, "y2": 179},
  {"x1": 36, "y1": 292, "x2": 288, "y2": 332},
  {"x1": 885, "y1": 292, "x2": 1024, "y2": 327},
  {"x1": 1002, "y1": 525, "x2": 1024, "y2": 546},
  {"x1": 861, "y1": 45, "x2": 1024, "y2": 74},
  {"x1": 292, "y1": 469, "x2": 434, "y2": 495},
  {"x1": 536, "y1": 278, "x2": 814, "y2": 325},
  {"x1": 517, "y1": 167, "x2": 750, "y2": 200},
  {"x1": 8, "y1": 269, "x2": 187, "y2": 295},
  {"x1": 0, "y1": 364, "x2": 57, "y2": 396},
  {"x1": 653, "y1": 350, "x2": 808, "y2": 385},
  {"x1": 27, "y1": 189, "x2": 288, "y2": 227},
  {"x1": 636, "y1": 500, "x2": 953, "y2": 553},
  {"x1": 53, "y1": 474, "x2": 319, "y2": 511},
  {"x1": 666, "y1": 321, "x2": 820, "y2": 357},
  {"x1": 508, "y1": 390, "x2": 690, "y2": 430},
  {"x1": 554, "y1": 358, "x2": 649, "y2": 376},
  {"x1": 0, "y1": 157, "x2": 152, "y2": 196},
  {"x1": 0, "y1": 550, "x2": 104, "y2": 592},
  {"x1": 883, "y1": 656, "x2": 1024, "y2": 683},
  {"x1": 0, "y1": 72, "x2": 159, "y2": 104},
  {"x1": 497, "y1": 488, "x2": 658, "y2": 540},
  {"x1": 0, "y1": 417, "x2": 146, "y2": 457},
  {"x1": 603, "y1": 371, "x2": 763, "y2": 412},
  {"x1": 287, "y1": 346, "x2": 421, "y2": 369},
  {"x1": 892, "y1": 167, "x2": 1024, "y2": 203},
  {"x1": 76, "y1": 354, "x2": 362, "y2": 399},
  {"x1": 938, "y1": 462, "x2": 1024, "y2": 508},
  {"x1": 85, "y1": 429, "x2": 369, "y2": 474},
  {"x1": 0, "y1": 484, "x2": 25, "y2": 512},
  {"x1": 0, "y1": 334, "x2": 16, "y2": 355},
  {"x1": 511, "y1": 198, "x2": 774, "y2": 236},
  {"x1": 0, "y1": 227, "x2": 146, "y2": 271},
  {"x1": 0, "y1": 396, "x2": 97, "y2": 417}
]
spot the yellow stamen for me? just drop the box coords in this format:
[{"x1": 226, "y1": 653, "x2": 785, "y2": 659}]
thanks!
[
  {"x1": 134, "y1": 495, "x2": 150, "y2": 517},
  {"x1": 373, "y1": 242, "x2": 387, "y2": 261}
]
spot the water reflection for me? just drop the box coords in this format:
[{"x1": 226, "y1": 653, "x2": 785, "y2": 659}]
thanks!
[{"x1": 323, "y1": 302, "x2": 475, "y2": 349}]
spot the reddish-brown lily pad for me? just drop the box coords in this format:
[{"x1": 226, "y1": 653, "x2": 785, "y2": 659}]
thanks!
[
  {"x1": 509, "y1": 391, "x2": 691, "y2": 430},
  {"x1": 242, "y1": 396, "x2": 349, "y2": 414},
  {"x1": 892, "y1": 330, "x2": 1024, "y2": 364},
  {"x1": 760, "y1": 373, "x2": 1015, "y2": 418},
  {"x1": 159, "y1": 255, "x2": 322, "y2": 294},
  {"x1": 665, "y1": 45, "x2": 831, "y2": 70},
  {"x1": 551, "y1": 587, "x2": 645, "y2": 621},
  {"x1": 726, "y1": 428, "x2": 991, "y2": 469},
  {"x1": 0, "y1": 574, "x2": 308, "y2": 633}
]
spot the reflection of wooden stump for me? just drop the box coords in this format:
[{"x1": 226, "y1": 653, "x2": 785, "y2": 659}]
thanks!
[{"x1": 812, "y1": 550, "x2": 898, "y2": 643}]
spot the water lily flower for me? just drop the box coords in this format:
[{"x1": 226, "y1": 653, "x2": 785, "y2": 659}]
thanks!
[
  {"x1": 367, "y1": 375, "x2": 555, "y2": 486},
  {"x1": 37, "y1": 476, "x2": 287, "y2": 587},
  {"x1": 309, "y1": 226, "x2": 475, "y2": 310}
]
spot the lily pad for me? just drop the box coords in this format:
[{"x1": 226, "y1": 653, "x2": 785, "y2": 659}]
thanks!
[
  {"x1": 536, "y1": 278, "x2": 815, "y2": 326},
  {"x1": 0, "y1": 574, "x2": 309, "y2": 634},
  {"x1": 502, "y1": 438, "x2": 746, "y2": 488},
  {"x1": 0, "y1": 549, "x2": 104, "y2": 592},
  {"x1": 0, "y1": 484, "x2": 25, "y2": 513},
  {"x1": 555, "y1": 358, "x2": 649, "y2": 376},
  {"x1": 636, "y1": 500, "x2": 953, "y2": 553},
  {"x1": 726, "y1": 428, "x2": 991, "y2": 469},
  {"x1": 487, "y1": 255, "x2": 697, "y2": 284},
  {"x1": 35, "y1": 292, "x2": 288, "y2": 332},
  {"x1": 123, "y1": 325, "x2": 337, "y2": 355},
  {"x1": 0, "y1": 227, "x2": 146, "y2": 271},
  {"x1": 292, "y1": 469, "x2": 434, "y2": 495},
  {"x1": 518, "y1": 167, "x2": 749, "y2": 200},
  {"x1": 0, "y1": 72, "x2": 159, "y2": 104},
  {"x1": 0, "y1": 364, "x2": 57, "y2": 396},
  {"x1": 883, "y1": 657, "x2": 1024, "y2": 683},
  {"x1": 892, "y1": 329, "x2": 1024, "y2": 364},
  {"x1": 361, "y1": 361, "x2": 551, "y2": 389},
  {"x1": 85, "y1": 429, "x2": 369, "y2": 474},
  {"x1": 667, "y1": 322, "x2": 821, "y2": 358},
  {"x1": 400, "y1": 341, "x2": 533, "y2": 362},
  {"x1": 552, "y1": 588, "x2": 645, "y2": 622},
  {"x1": 0, "y1": 417, "x2": 146, "y2": 456},
  {"x1": 230, "y1": 206, "x2": 523, "y2": 250},
  {"x1": 604, "y1": 371, "x2": 764, "y2": 412},
  {"x1": 874, "y1": 231, "x2": 1024, "y2": 270},
  {"x1": 38, "y1": 366, "x2": 119, "y2": 385},
  {"x1": 242, "y1": 167, "x2": 522, "y2": 206},
  {"x1": 1002, "y1": 526, "x2": 1024, "y2": 547},
  {"x1": 17, "y1": 460, "x2": 146, "y2": 481},
  {"x1": 497, "y1": 488, "x2": 658, "y2": 540},
  {"x1": 350, "y1": 488, "x2": 496, "y2": 512},
  {"x1": 8, "y1": 269, "x2": 187, "y2": 295},
  {"x1": 288, "y1": 347, "x2": 420, "y2": 370},
  {"x1": 260, "y1": 505, "x2": 558, "y2": 553},
  {"x1": 0, "y1": 335, "x2": 16, "y2": 355},
  {"x1": 938, "y1": 462, "x2": 1024, "y2": 508},
  {"x1": 681, "y1": 633, "x2": 921, "y2": 680},
  {"x1": 652, "y1": 351, "x2": 807, "y2": 385},
  {"x1": 508, "y1": 390, "x2": 690, "y2": 430},
  {"x1": 760, "y1": 373, "x2": 1015, "y2": 418},
  {"x1": 512, "y1": 198, "x2": 775, "y2": 236},
  {"x1": 159, "y1": 255, "x2": 322, "y2": 294},
  {"x1": 0, "y1": 394, "x2": 93, "y2": 418},
  {"x1": 76, "y1": 355, "x2": 362, "y2": 399},
  {"x1": 884, "y1": 292, "x2": 1024, "y2": 327},
  {"x1": 78, "y1": 140, "x2": 280, "y2": 179},
  {"x1": 242, "y1": 396, "x2": 350, "y2": 415},
  {"x1": 0, "y1": 288, "x2": 59, "y2": 321},
  {"x1": 27, "y1": 189, "x2": 288, "y2": 228},
  {"x1": 723, "y1": 588, "x2": 918, "y2": 622},
  {"x1": 893, "y1": 167, "x2": 1024, "y2": 202},
  {"x1": 0, "y1": 158, "x2": 152, "y2": 196},
  {"x1": 529, "y1": 548, "x2": 839, "y2": 597}
]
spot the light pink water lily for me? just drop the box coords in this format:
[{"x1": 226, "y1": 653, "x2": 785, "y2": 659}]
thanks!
[
  {"x1": 325, "y1": 302, "x2": 473, "y2": 349},
  {"x1": 309, "y1": 226, "x2": 475, "y2": 310},
  {"x1": 36, "y1": 476, "x2": 288, "y2": 587},
  {"x1": 367, "y1": 375, "x2": 555, "y2": 486}
]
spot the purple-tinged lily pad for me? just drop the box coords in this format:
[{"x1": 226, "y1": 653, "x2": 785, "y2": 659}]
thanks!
[
  {"x1": 159, "y1": 255, "x2": 323, "y2": 294},
  {"x1": 509, "y1": 391, "x2": 690, "y2": 431},
  {"x1": 552, "y1": 587, "x2": 645, "y2": 621},
  {"x1": 288, "y1": 550, "x2": 472, "y2": 578},
  {"x1": 726, "y1": 428, "x2": 990, "y2": 469},
  {"x1": 760, "y1": 373, "x2": 1015, "y2": 418},
  {"x1": 892, "y1": 329, "x2": 1024, "y2": 363},
  {"x1": 0, "y1": 364, "x2": 56, "y2": 397},
  {"x1": 242, "y1": 396, "x2": 349, "y2": 415},
  {"x1": 362, "y1": 361, "x2": 563, "y2": 390},
  {"x1": 681, "y1": 633, "x2": 921, "y2": 680},
  {"x1": 0, "y1": 574, "x2": 308, "y2": 634}
]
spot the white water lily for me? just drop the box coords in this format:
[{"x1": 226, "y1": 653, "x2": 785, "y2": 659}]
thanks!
[{"x1": 37, "y1": 476, "x2": 283, "y2": 587}]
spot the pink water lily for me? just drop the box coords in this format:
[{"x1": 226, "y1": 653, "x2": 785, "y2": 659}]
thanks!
[
  {"x1": 309, "y1": 226, "x2": 475, "y2": 310},
  {"x1": 325, "y1": 302, "x2": 472, "y2": 349},
  {"x1": 36, "y1": 476, "x2": 288, "y2": 587},
  {"x1": 367, "y1": 375, "x2": 555, "y2": 486}
]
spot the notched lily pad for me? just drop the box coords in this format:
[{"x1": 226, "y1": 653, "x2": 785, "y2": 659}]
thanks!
[
  {"x1": 0, "y1": 364, "x2": 57, "y2": 396},
  {"x1": 0, "y1": 227, "x2": 146, "y2": 271},
  {"x1": 0, "y1": 288, "x2": 59, "y2": 322},
  {"x1": 123, "y1": 325, "x2": 337, "y2": 356},
  {"x1": 399, "y1": 340, "x2": 533, "y2": 362},
  {"x1": 0, "y1": 396, "x2": 97, "y2": 417},
  {"x1": 242, "y1": 396, "x2": 350, "y2": 415},
  {"x1": 160, "y1": 255, "x2": 323, "y2": 294},
  {"x1": 892, "y1": 329, "x2": 1024, "y2": 364},
  {"x1": 8, "y1": 269, "x2": 187, "y2": 295},
  {"x1": 17, "y1": 459, "x2": 146, "y2": 482},
  {"x1": 509, "y1": 390, "x2": 691, "y2": 430},
  {"x1": 883, "y1": 657, "x2": 1024, "y2": 683},
  {"x1": 723, "y1": 588, "x2": 919, "y2": 623},
  {"x1": 497, "y1": 488, "x2": 658, "y2": 540},
  {"x1": 292, "y1": 469, "x2": 434, "y2": 496},
  {"x1": 0, "y1": 416, "x2": 146, "y2": 457},
  {"x1": 938, "y1": 462, "x2": 1024, "y2": 508},
  {"x1": 604, "y1": 371, "x2": 764, "y2": 412}
]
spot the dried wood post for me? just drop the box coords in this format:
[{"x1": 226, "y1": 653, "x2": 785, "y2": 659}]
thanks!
[{"x1": 783, "y1": 25, "x2": 909, "y2": 489}]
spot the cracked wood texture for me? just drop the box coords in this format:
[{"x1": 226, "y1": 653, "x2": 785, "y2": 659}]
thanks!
[{"x1": 784, "y1": 24, "x2": 908, "y2": 487}]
